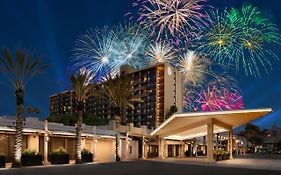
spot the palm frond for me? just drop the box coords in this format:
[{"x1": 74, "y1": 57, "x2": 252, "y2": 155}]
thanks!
[
  {"x1": 70, "y1": 69, "x2": 94, "y2": 103},
  {"x1": 0, "y1": 48, "x2": 48, "y2": 91}
]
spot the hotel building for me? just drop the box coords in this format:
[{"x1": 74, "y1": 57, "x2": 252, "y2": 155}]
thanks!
[{"x1": 50, "y1": 63, "x2": 184, "y2": 129}]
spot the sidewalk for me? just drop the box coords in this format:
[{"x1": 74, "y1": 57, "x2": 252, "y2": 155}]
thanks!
[{"x1": 149, "y1": 157, "x2": 281, "y2": 171}]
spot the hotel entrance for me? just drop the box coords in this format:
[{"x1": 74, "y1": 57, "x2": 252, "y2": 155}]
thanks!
[
  {"x1": 167, "y1": 145, "x2": 181, "y2": 157},
  {"x1": 148, "y1": 145, "x2": 159, "y2": 157},
  {"x1": 151, "y1": 109, "x2": 271, "y2": 162}
]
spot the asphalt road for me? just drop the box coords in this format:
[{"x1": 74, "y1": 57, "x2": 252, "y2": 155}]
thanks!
[{"x1": 0, "y1": 160, "x2": 280, "y2": 175}]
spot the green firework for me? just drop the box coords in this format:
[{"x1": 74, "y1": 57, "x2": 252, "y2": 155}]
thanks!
[{"x1": 197, "y1": 4, "x2": 281, "y2": 77}]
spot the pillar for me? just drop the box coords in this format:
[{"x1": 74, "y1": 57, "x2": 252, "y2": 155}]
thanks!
[
  {"x1": 229, "y1": 128, "x2": 233, "y2": 159},
  {"x1": 43, "y1": 120, "x2": 50, "y2": 165},
  {"x1": 163, "y1": 140, "x2": 167, "y2": 158},
  {"x1": 216, "y1": 133, "x2": 219, "y2": 150},
  {"x1": 158, "y1": 139, "x2": 162, "y2": 158},
  {"x1": 206, "y1": 121, "x2": 214, "y2": 162},
  {"x1": 203, "y1": 136, "x2": 206, "y2": 155},
  {"x1": 173, "y1": 145, "x2": 176, "y2": 157},
  {"x1": 142, "y1": 136, "x2": 146, "y2": 159},
  {"x1": 92, "y1": 126, "x2": 97, "y2": 161},
  {"x1": 125, "y1": 132, "x2": 129, "y2": 160},
  {"x1": 181, "y1": 142, "x2": 185, "y2": 157}
]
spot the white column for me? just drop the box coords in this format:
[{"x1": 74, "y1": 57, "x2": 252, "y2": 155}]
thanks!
[
  {"x1": 43, "y1": 120, "x2": 50, "y2": 165},
  {"x1": 125, "y1": 132, "x2": 129, "y2": 160},
  {"x1": 142, "y1": 136, "x2": 146, "y2": 159},
  {"x1": 206, "y1": 121, "x2": 214, "y2": 162},
  {"x1": 163, "y1": 140, "x2": 167, "y2": 158},
  {"x1": 158, "y1": 139, "x2": 162, "y2": 158},
  {"x1": 229, "y1": 128, "x2": 233, "y2": 159},
  {"x1": 203, "y1": 136, "x2": 206, "y2": 155},
  {"x1": 181, "y1": 142, "x2": 185, "y2": 157},
  {"x1": 93, "y1": 126, "x2": 97, "y2": 161}
]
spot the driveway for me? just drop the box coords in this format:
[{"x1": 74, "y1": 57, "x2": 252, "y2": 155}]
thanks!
[{"x1": 0, "y1": 160, "x2": 280, "y2": 175}]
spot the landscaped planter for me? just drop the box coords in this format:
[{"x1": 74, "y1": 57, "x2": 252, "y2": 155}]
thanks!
[
  {"x1": 197, "y1": 151, "x2": 205, "y2": 156},
  {"x1": 214, "y1": 153, "x2": 230, "y2": 161},
  {"x1": 82, "y1": 154, "x2": 93, "y2": 162},
  {"x1": 21, "y1": 155, "x2": 42, "y2": 166},
  {"x1": 0, "y1": 155, "x2": 5, "y2": 168},
  {"x1": 49, "y1": 154, "x2": 70, "y2": 164}
]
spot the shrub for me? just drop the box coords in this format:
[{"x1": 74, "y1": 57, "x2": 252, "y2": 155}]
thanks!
[
  {"x1": 0, "y1": 153, "x2": 6, "y2": 156},
  {"x1": 52, "y1": 147, "x2": 68, "y2": 155},
  {"x1": 81, "y1": 148, "x2": 92, "y2": 155},
  {"x1": 22, "y1": 149, "x2": 36, "y2": 156}
]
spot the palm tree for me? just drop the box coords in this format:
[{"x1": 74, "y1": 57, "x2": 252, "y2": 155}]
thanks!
[
  {"x1": 70, "y1": 68, "x2": 93, "y2": 164},
  {"x1": 0, "y1": 48, "x2": 48, "y2": 167},
  {"x1": 95, "y1": 74, "x2": 143, "y2": 161}
]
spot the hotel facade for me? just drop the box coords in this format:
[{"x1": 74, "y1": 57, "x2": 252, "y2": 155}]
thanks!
[
  {"x1": 1, "y1": 108, "x2": 269, "y2": 165},
  {"x1": 50, "y1": 63, "x2": 184, "y2": 129}
]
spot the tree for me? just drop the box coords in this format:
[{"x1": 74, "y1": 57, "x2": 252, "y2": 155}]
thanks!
[
  {"x1": 95, "y1": 74, "x2": 142, "y2": 161},
  {"x1": 70, "y1": 68, "x2": 93, "y2": 164},
  {"x1": 278, "y1": 140, "x2": 281, "y2": 150},
  {"x1": 0, "y1": 48, "x2": 47, "y2": 167},
  {"x1": 47, "y1": 112, "x2": 108, "y2": 126},
  {"x1": 239, "y1": 123, "x2": 263, "y2": 153},
  {"x1": 165, "y1": 105, "x2": 178, "y2": 119}
]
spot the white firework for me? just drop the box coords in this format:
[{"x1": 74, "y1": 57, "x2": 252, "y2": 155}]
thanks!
[{"x1": 145, "y1": 40, "x2": 176, "y2": 64}]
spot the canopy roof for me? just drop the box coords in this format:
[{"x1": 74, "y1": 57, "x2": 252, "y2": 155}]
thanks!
[{"x1": 151, "y1": 108, "x2": 272, "y2": 140}]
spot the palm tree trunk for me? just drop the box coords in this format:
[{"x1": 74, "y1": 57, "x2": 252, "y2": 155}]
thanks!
[
  {"x1": 113, "y1": 107, "x2": 121, "y2": 161},
  {"x1": 13, "y1": 89, "x2": 24, "y2": 167},
  {"x1": 76, "y1": 104, "x2": 83, "y2": 164}
]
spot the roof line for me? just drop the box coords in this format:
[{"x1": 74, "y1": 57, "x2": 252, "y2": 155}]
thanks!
[{"x1": 151, "y1": 108, "x2": 272, "y2": 136}]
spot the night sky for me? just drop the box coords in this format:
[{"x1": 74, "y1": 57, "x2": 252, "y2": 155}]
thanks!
[{"x1": 0, "y1": 0, "x2": 280, "y2": 128}]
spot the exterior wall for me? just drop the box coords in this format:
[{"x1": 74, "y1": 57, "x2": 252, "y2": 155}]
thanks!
[
  {"x1": 164, "y1": 63, "x2": 176, "y2": 120},
  {"x1": 50, "y1": 91, "x2": 77, "y2": 115},
  {"x1": 50, "y1": 63, "x2": 184, "y2": 129},
  {"x1": 175, "y1": 71, "x2": 184, "y2": 113},
  {"x1": 82, "y1": 137, "x2": 93, "y2": 153},
  {"x1": 120, "y1": 139, "x2": 139, "y2": 160},
  {"x1": 95, "y1": 139, "x2": 115, "y2": 162},
  {"x1": 164, "y1": 63, "x2": 184, "y2": 121},
  {"x1": 27, "y1": 134, "x2": 39, "y2": 153}
]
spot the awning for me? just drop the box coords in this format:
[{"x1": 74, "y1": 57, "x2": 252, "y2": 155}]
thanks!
[{"x1": 151, "y1": 108, "x2": 272, "y2": 140}]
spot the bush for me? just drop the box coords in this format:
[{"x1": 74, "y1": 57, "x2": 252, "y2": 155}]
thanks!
[
  {"x1": 81, "y1": 148, "x2": 91, "y2": 155},
  {"x1": 22, "y1": 149, "x2": 36, "y2": 156},
  {"x1": 52, "y1": 147, "x2": 68, "y2": 155},
  {"x1": 49, "y1": 147, "x2": 69, "y2": 164},
  {"x1": 0, "y1": 154, "x2": 5, "y2": 168},
  {"x1": 81, "y1": 149, "x2": 93, "y2": 162}
]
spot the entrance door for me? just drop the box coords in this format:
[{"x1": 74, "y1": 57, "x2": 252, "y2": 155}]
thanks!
[
  {"x1": 148, "y1": 145, "x2": 158, "y2": 157},
  {"x1": 168, "y1": 145, "x2": 173, "y2": 157},
  {"x1": 176, "y1": 145, "x2": 180, "y2": 157}
]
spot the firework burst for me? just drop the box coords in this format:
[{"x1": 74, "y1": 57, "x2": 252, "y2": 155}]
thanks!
[
  {"x1": 113, "y1": 24, "x2": 150, "y2": 69},
  {"x1": 175, "y1": 50, "x2": 211, "y2": 85},
  {"x1": 229, "y1": 4, "x2": 281, "y2": 76},
  {"x1": 184, "y1": 75, "x2": 243, "y2": 112},
  {"x1": 73, "y1": 24, "x2": 150, "y2": 80},
  {"x1": 196, "y1": 5, "x2": 281, "y2": 77},
  {"x1": 73, "y1": 27, "x2": 120, "y2": 78},
  {"x1": 145, "y1": 40, "x2": 175, "y2": 64},
  {"x1": 195, "y1": 10, "x2": 241, "y2": 66},
  {"x1": 134, "y1": 0, "x2": 209, "y2": 40}
]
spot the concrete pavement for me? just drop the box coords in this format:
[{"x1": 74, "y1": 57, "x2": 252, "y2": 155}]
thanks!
[{"x1": 0, "y1": 160, "x2": 280, "y2": 175}]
